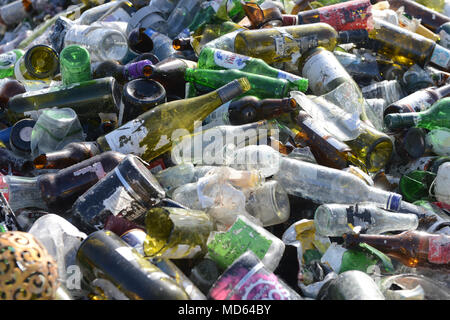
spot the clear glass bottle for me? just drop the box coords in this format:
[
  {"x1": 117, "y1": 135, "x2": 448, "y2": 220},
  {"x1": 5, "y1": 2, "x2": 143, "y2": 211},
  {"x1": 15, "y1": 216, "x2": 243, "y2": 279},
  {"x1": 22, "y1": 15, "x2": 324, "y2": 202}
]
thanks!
[{"x1": 314, "y1": 203, "x2": 419, "y2": 236}]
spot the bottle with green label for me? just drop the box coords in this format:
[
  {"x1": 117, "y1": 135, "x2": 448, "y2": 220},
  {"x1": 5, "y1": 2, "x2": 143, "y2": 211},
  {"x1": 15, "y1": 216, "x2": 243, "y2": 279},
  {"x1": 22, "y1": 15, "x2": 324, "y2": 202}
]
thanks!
[
  {"x1": 207, "y1": 215, "x2": 285, "y2": 272},
  {"x1": 197, "y1": 47, "x2": 308, "y2": 89},
  {"x1": 185, "y1": 68, "x2": 305, "y2": 99},
  {"x1": 0, "y1": 49, "x2": 23, "y2": 79}
]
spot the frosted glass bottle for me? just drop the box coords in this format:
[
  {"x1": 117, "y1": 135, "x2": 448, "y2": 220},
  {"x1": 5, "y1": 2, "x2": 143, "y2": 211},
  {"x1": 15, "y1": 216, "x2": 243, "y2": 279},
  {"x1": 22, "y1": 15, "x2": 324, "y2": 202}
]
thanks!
[
  {"x1": 314, "y1": 203, "x2": 419, "y2": 236},
  {"x1": 273, "y1": 157, "x2": 403, "y2": 211}
]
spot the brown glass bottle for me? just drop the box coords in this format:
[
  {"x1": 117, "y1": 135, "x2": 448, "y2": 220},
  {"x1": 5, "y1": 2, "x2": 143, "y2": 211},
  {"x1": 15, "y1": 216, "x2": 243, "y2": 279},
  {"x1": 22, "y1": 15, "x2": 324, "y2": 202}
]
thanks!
[
  {"x1": 295, "y1": 111, "x2": 366, "y2": 171},
  {"x1": 172, "y1": 38, "x2": 193, "y2": 51},
  {"x1": 38, "y1": 151, "x2": 126, "y2": 213},
  {"x1": 0, "y1": 79, "x2": 25, "y2": 109},
  {"x1": 33, "y1": 141, "x2": 102, "y2": 170},
  {"x1": 384, "y1": 83, "x2": 450, "y2": 116},
  {"x1": 242, "y1": 2, "x2": 283, "y2": 29},
  {"x1": 147, "y1": 58, "x2": 198, "y2": 100},
  {"x1": 344, "y1": 231, "x2": 450, "y2": 269}
]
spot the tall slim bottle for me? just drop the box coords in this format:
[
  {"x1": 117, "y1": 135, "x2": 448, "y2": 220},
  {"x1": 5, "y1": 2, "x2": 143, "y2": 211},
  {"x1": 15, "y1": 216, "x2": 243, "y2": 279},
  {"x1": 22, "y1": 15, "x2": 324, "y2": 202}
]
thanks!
[
  {"x1": 95, "y1": 78, "x2": 251, "y2": 162},
  {"x1": 343, "y1": 231, "x2": 450, "y2": 269},
  {"x1": 185, "y1": 68, "x2": 306, "y2": 99},
  {"x1": 273, "y1": 157, "x2": 403, "y2": 211},
  {"x1": 197, "y1": 47, "x2": 308, "y2": 87},
  {"x1": 233, "y1": 23, "x2": 338, "y2": 64}
]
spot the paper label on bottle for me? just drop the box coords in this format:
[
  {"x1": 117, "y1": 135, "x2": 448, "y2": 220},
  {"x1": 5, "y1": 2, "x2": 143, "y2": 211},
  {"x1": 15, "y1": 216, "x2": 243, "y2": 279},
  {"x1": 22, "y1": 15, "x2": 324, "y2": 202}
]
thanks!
[
  {"x1": 0, "y1": 175, "x2": 9, "y2": 201},
  {"x1": 73, "y1": 161, "x2": 106, "y2": 180},
  {"x1": 213, "y1": 50, "x2": 250, "y2": 70},
  {"x1": 428, "y1": 234, "x2": 450, "y2": 264},
  {"x1": 346, "y1": 206, "x2": 372, "y2": 233},
  {"x1": 0, "y1": 51, "x2": 19, "y2": 70},
  {"x1": 104, "y1": 118, "x2": 149, "y2": 155},
  {"x1": 207, "y1": 217, "x2": 272, "y2": 269},
  {"x1": 317, "y1": 0, "x2": 372, "y2": 31},
  {"x1": 160, "y1": 244, "x2": 202, "y2": 259},
  {"x1": 144, "y1": 28, "x2": 157, "y2": 39},
  {"x1": 430, "y1": 45, "x2": 450, "y2": 70},
  {"x1": 276, "y1": 70, "x2": 301, "y2": 82},
  {"x1": 210, "y1": 262, "x2": 293, "y2": 300},
  {"x1": 302, "y1": 50, "x2": 346, "y2": 94},
  {"x1": 102, "y1": 186, "x2": 136, "y2": 217}
]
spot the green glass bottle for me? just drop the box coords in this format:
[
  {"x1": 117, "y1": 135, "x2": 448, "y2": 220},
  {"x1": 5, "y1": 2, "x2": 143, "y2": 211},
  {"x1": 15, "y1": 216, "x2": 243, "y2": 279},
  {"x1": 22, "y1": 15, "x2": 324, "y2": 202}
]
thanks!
[
  {"x1": 399, "y1": 170, "x2": 437, "y2": 203},
  {"x1": 96, "y1": 78, "x2": 251, "y2": 162},
  {"x1": 0, "y1": 49, "x2": 23, "y2": 79},
  {"x1": 185, "y1": 68, "x2": 302, "y2": 99},
  {"x1": 197, "y1": 47, "x2": 308, "y2": 90},
  {"x1": 6, "y1": 77, "x2": 121, "y2": 124},
  {"x1": 384, "y1": 97, "x2": 450, "y2": 131},
  {"x1": 60, "y1": 45, "x2": 92, "y2": 85}
]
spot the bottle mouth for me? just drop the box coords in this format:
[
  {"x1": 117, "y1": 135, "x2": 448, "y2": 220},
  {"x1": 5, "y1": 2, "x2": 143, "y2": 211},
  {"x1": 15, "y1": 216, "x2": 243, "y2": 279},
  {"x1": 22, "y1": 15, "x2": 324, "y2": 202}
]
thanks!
[{"x1": 24, "y1": 45, "x2": 60, "y2": 79}]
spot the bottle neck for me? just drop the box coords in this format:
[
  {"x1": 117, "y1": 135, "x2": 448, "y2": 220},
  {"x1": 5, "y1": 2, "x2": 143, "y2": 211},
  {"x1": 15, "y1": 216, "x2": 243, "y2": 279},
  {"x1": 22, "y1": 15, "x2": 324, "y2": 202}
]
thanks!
[
  {"x1": 344, "y1": 232, "x2": 406, "y2": 253},
  {"x1": 435, "y1": 83, "x2": 450, "y2": 99},
  {"x1": 366, "y1": 187, "x2": 402, "y2": 211},
  {"x1": 2, "y1": 175, "x2": 48, "y2": 211},
  {"x1": 384, "y1": 113, "x2": 419, "y2": 131}
]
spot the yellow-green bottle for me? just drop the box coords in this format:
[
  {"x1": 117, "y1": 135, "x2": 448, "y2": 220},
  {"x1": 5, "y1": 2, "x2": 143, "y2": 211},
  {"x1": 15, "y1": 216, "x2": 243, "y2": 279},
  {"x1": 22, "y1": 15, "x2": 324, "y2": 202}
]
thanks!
[
  {"x1": 234, "y1": 23, "x2": 338, "y2": 64},
  {"x1": 96, "y1": 78, "x2": 251, "y2": 162}
]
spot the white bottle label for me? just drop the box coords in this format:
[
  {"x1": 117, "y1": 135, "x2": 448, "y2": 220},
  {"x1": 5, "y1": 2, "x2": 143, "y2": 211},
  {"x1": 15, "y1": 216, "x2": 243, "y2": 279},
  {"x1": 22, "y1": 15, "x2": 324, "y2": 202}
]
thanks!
[
  {"x1": 302, "y1": 51, "x2": 346, "y2": 93},
  {"x1": 104, "y1": 118, "x2": 149, "y2": 155},
  {"x1": 213, "y1": 50, "x2": 249, "y2": 70},
  {"x1": 277, "y1": 70, "x2": 301, "y2": 82},
  {"x1": 430, "y1": 44, "x2": 450, "y2": 69},
  {"x1": 73, "y1": 162, "x2": 106, "y2": 180},
  {"x1": 0, "y1": 51, "x2": 19, "y2": 69}
]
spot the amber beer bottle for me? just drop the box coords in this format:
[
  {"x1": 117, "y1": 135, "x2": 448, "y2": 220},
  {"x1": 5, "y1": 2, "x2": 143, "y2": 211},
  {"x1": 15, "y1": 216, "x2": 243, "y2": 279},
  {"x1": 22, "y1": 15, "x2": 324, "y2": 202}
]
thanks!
[
  {"x1": 295, "y1": 111, "x2": 367, "y2": 171},
  {"x1": 344, "y1": 231, "x2": 450, "y2": 269},
  {"x1": 33, "y1": 141, "x2": 101, "y2": 170}
]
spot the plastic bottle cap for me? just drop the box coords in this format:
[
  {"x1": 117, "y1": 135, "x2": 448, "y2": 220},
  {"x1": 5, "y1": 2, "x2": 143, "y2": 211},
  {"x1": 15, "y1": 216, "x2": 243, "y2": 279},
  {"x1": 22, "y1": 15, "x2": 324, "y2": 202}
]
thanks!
[{"x1": 9, "y1": 118, "x2": 36, "y2": 155}]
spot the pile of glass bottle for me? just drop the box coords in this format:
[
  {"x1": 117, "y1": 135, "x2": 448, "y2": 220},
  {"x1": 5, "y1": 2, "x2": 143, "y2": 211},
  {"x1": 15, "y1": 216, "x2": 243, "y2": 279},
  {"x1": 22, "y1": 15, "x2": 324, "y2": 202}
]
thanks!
[{"x1": 0, "y1": 0, "x2": 448, "y2": 301}]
